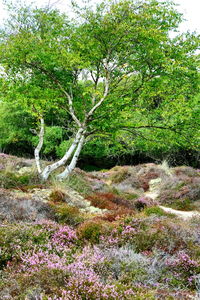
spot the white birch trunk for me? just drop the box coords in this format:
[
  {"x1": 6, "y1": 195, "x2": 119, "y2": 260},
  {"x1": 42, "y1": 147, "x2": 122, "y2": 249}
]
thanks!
[
  {"x1": 40, "y1": 127, "x2": 84, "y2": 181},
  {"x1": 56, "y1": 133, "x2": 85, "y2": 180},
  {"x1": 34, "y1": 118, "x2": 44, "y2": 174},
  {"x1": 35, "y1": 72, "x2": 109, "y2": 182}
]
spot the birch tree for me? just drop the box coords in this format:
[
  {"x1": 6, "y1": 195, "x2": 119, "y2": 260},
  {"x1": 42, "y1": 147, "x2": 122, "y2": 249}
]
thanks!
[{"x1": 0, "y1": 0, "x2": 199, "y2": 180}]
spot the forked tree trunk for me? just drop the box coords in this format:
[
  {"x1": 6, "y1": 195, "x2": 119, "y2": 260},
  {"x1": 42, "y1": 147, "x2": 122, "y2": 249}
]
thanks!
[
  {"x1": 34, "y1": 74, "x2": 109, "y2": 181},
  {"x1": 56, "y1": 133, "x2": 85, "y2": 180},
  {"x1": 40, "y1": 127, "x2": 85, "y2": 181}
]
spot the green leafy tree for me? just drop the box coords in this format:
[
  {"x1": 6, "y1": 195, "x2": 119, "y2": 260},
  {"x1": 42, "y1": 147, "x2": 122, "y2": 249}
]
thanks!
[{"x1": 0, "y1": 0, "x2": 199, "y2": 180}]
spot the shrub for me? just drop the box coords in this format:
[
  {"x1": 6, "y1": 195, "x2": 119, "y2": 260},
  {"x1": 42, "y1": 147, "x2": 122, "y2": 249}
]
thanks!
[
  {"x1": 87, "y1": 192, "x2": 135, "y2": 211},
  {"x1": 87, "y1": 193, "x2": 117, "y2": 210},
  {"x1": 159, "y1": 172, "x2": 200, "y2": 207},
  {"x1": 171, "y1": 198, "x2": 196, "y2": 211},
  {"x1": 0, "y1": 222, "x2": 77, "y2": 270},
  {"x1": 0, "y1": 223, "x2": 51, "y2": 270},
  {"x1": 109, "y1": 167, "x2": 130, "y2": 183},
  {"x1": 77, "y1": 220, "x2": 109, "y2": 244},
  {"x1": 137, "y1": 166, "x2": 165, "y2": 191},
  {"x1": 100, "y1": 207, "x2": 133, "y2": 222},
  {"x1": 144, "y1": 206, "x2": 175, "y2": 217},
  {"x1": 165, "y1": 251, "x2": 200, "y2": 288},
  {"x1": 134, "y1": 197, "x2": 157, "y2": 211},
  {"x1": 51, "y1": 203, "x2": 84, "y2": 226},
  {"x1": 173, "y1": 166, "x2": 199, "y2": 177},
  {"x1": 1, "y1": 268, "x2": 68, "y2": 299}
]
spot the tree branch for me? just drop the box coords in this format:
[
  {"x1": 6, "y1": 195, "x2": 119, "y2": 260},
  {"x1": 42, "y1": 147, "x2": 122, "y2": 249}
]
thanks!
[
  {"x1": 26, "y1": 62, "x2": 82, "y2": 127},
  {"x1": 87, "y1": 73, "x2": 109, "y2": 119}
]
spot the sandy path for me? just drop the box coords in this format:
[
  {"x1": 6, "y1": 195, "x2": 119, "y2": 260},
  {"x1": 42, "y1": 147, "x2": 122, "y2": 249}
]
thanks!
[
  {"x1": 159, "y1": 206, "x2": 200, "y2": 220},
  {"x1": 145, "y1": 179, "x2": 200, "y2": 220}
]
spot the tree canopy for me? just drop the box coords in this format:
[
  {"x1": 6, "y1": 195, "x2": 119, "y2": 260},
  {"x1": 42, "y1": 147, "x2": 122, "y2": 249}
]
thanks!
[{"x1": 0, "y1": 0, "x2": 199, "y2": 177}]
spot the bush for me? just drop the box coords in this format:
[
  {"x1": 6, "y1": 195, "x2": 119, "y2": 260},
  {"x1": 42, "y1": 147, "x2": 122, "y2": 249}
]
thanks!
[
  {"x1": 100, "y1": 207, "x2": 134, "y2": 222},
  {"x1": 77, "y1": 220, "x2": 109, "y2": 244},
  {"x1": 87, "y1": 193, "x2": 117, "y2": 210},
  {"x1": 87, "y1": 192, "x2": 135, "y2": 211},
  {"x1": 0, "y1": 223, "x2": 51, "y2": 270},
  {"x1": 134, "y1": 197, "x2": 157, "y2": 211},
  {"x1": 1, "y1": 268, "x2": 68, "y2": 299},
  {"x1": 51, "y1": 203, "x2": 84, "y2": 226},
  {"x1": 165, "y1": 251, "x2": 200, "y2": 288},
  {"x1": 159, "y1": 171, "x2": 200, "y2": 207},
  {"x1": 0, "y1": 190, "x2": 54, "y2": 223},
  {"x1": 109, "y1": 167, "x2": 130, "y2": 183},
  {"x1": 144, "y1": 206, "x2": 175, "y2": 217},
  {"x1": 171, "y1": 198, "x2": 196, "y2": 211}
]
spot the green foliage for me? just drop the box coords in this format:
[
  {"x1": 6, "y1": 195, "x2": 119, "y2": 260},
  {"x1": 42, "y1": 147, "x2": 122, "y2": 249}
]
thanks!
[
  {"x1": 32, "y1": 126, "x2": 65, "y2": 157},
  {"x1": 0, "y1": 102, "x2": 34, "y2": 155},
  {"x1": 0, "y1": 224, "x2": 50, "y2": 269},
  {"x1": 55, "y1": 139, "x2": 73, "y2": 158},
  {"x1": 77, "y1": 220, "x2": 107, "y2": 244},
  {"x1": 0, "y1": 0, "x2": 199, "y2": 168},
  {"x1": 171, "y1": 199, "x2": 196, "y2": 211},
  {"x1": 144, "y1": 206, "x2": 175, "y2": 217}
]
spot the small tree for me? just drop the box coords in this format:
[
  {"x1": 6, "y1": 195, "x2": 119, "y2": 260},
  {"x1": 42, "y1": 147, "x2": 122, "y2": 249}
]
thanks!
[{"x1": 0, "y1": 0, "x2": 199, "y2": 180}]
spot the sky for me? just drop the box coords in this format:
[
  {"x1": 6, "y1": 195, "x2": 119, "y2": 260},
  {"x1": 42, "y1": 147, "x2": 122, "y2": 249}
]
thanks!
[{"x1": 0, "y1": 0, "x2": 199, "y2": 33}]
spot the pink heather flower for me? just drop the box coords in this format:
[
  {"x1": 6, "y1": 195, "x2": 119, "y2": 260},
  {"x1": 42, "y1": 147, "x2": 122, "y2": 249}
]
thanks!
[{"x1": 20, "y1": 250, "x2": 68, "y2": 273}]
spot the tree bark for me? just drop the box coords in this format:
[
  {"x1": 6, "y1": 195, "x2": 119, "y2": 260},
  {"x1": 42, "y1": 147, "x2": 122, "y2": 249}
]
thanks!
[
  {"x1": 40, "y1": 127, "x2": 84, "y2": 181},
  {"x1": 56, "y1": 133, "x2": 85, "y2": 180},
  {"x1": 34, "y1": 71, "x2": 109, "y2": 181},
  {"x1": 34, "y1": 118, "x2": 44, "y2": 174}
]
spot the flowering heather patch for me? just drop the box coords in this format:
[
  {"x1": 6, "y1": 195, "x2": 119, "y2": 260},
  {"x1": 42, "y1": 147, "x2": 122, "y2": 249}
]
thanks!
[
  {"x1": 134, "y1": 196, "x2": 157, "y2": 211},
  {"x1": 21, "y1": 250, "x2": 69, "y2": 273},
  {"x1": 100, "y1": 221, "x2": 142, "y2": 248},
  {"x1": 1, "y1": 162, "x2": 200, "y2": 300},
  {"x1": 165, "y1": 251, "x2": 200, "y2": 288},
  {"x1": 51, "y1": 225, "x2": 77, "y2": 248}
]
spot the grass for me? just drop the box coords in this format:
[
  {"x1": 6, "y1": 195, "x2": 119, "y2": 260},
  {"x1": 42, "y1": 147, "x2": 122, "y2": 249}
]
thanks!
[
  {"x1": 50, "y1": 171, "x2": 93, "y2": 196},
  {"x1": 0, "y1": 170, "x2": 40, "y2": 189},
  {"x1": 144, "y1": 206, "x2": 176, "y2": 217},
  {"x1": 170, "y1": 198, "x2": 196, "y2": 211}
]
